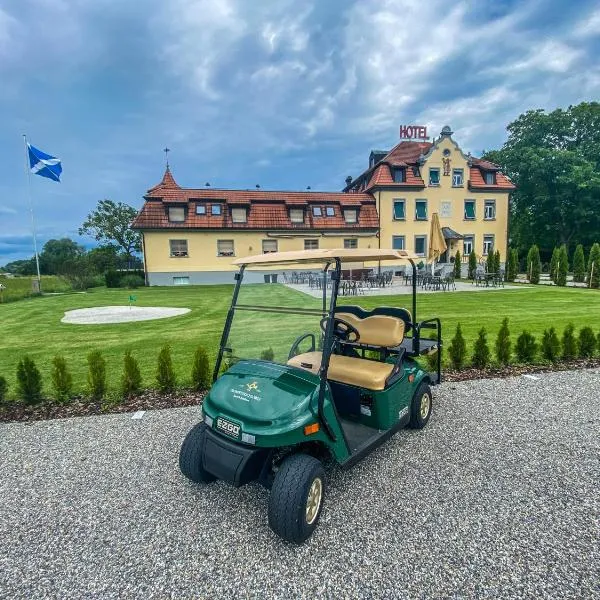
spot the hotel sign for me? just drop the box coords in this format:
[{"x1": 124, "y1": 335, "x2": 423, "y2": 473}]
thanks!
[{"x1": 399, "y1": 125, "x2": 428, "y2": 140}]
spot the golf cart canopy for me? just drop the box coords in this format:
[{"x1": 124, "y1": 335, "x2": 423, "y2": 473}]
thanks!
[{"x1": 233, "y1": 248, "x2": 417, "y2": 267}]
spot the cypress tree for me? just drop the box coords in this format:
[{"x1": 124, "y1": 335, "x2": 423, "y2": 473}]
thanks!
[
  {"x1": 472, "y1": 328, "x2": 490, "y2": 369},
  {"x1": 495, "y1": 318, "x2": 511, "y2": 365},
  {"x1": 561, "y1": 323, "x2": 577, "y2": 361},
  {"x1": 556, "y1": 245, "x2": 569, "y2": 287},
  {"x1": 549, "y1": 246, "x2": 559, "y2": 283},
  {"x1": 587, "y1": 243, "x2": 600, "y2": 288},
  {"x1": 494, "y1": 249, "x2": 501, "y2": 274},
  {"x1": 486, "y1": 249, "x2": 494, "y2": 274},
  {"x1": 468, "y1": 251, "x2": 477, "y2": 280},
  {"x1": 448, "y1": 323, "x2": 467, "y2": 370},
  {"x1": 527, "y1": 244, "x2": 541, "y2": 284},
  {"x1": 453, "y1": 250, "x2": 462, "y2": 279},
  {"x1": 572, "y1": 244, "x2": 585, "y2": 283}
]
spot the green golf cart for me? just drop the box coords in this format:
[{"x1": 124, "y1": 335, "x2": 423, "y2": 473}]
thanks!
[{"x1": 179, "y1": 248, "x2": 441, "y2": 543}]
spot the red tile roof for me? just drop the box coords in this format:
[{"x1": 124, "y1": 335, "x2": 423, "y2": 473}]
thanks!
[
  {"x1": 469, "y1": 167, "x2": 515, "y2": 190},
  {"x1": 382, "y1": 141, "x2": 432, "y2": 166},
  {"x1": 365, "y1": 163, "x2": 425, "y2": 190},
  {"x1": 133, "y1": 169, "x2": 378, "y2": 231}
]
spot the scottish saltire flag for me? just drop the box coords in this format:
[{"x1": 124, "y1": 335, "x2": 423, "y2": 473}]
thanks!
[{"x1": 27, "y1": 143, "x2": 62, "y2": 182}]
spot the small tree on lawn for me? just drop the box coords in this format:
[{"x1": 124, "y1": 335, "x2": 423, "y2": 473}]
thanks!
[
  {"x1": 0, "y1": 376, "x2": 7, "y2": 402},
  {"x1": 453, "y1": 250, "x2": 462, "y2": 279},
  {"x1": 17, "y1": 356, "x2": 43, "y2": 405},
  {"x1": 260, "y1": 347, "x2": 275, "y2": 361},
  {"x1": 549, "y1": 246, "x2": 559, "y2": 283},
  {"x1": 495, "y1": 318, "x2": 511, "y2": 365},
  {"x1": 448, "y1": 323, "x2": 467, "y2": 370},
  {"x1": 541, "y1": 327, "x2": 560, "y2": 362},
  {"x1": 527, "y1": 244, "x2": 541, "y2": 284},
  {"x1": 191, "y1": 346, "x2": 210, "y2": 391},
  {"x1": 121, "y1": 350, "x2": 142, "y2": 399},
  {"x1": 494, "y1": 249, "x2": 501, "y2": 274},
  {"x1": 472, "y1": 328, "x2": 490, "y2": 369},
  {"x1": 468, "y1": 251, "x2": 477, "y2": 279},
  {"x1": 506, "y1": 248, "x2": 518, "y2": 282},
  {"x1": 87, "y1": 350, "x2": 106, "y2": 401},
  {"x1": 561, "y1": 323, "x2": 577, "y2": 360},
  {"x1": 578, "y1": 327, "x2": 596, "y2": 358},
  {"x1": 556, "y1": 245, "x2": 569, "y2": 287},
  {"x1": 486, "y1": 249, "x2": 494, "y2": 274},
  {"x1": 587, "y1": 242, "x2": 600, "y2": 288},
  {"x1": 51, "y1": 355, "x2": 73, "y2": 403},
  {"x1": 515, "y1": 331, "x2": 537, "y2": 363},
  {"x1": 572, "y1": 244, "x2": 585, "y2": 283},
  {"x1": 156, "y1": 344, "x2": 176, "y2": 393}
]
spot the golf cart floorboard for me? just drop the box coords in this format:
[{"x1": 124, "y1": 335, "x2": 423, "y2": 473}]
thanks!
[{"x1": 338, "y1": 416, "x2": 409, "y2": 468}]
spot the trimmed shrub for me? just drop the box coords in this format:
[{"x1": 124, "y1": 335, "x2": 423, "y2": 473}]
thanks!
[
  {"x1": 587, "y1": 242, "x2": 600, "y2": 288},
  {"x1": 448, "y1": 323, "x2": 467, "y2": 370},
  {"x1": 556, "y1": 245, "x2": 569, "y2": 287},
  {"x1": 121, "y1": 274, "x2": 145, "y2": 289},
  {"x1": 468, "y1": 251, "x2": 477, "y2": 280},
  {"x1": 561, "y1": 323, "x2": 577, "y2": 360},
  {"x1": 527, "y1": 244, "x2": 541, "y2": 284},
  {"x1": 541, "y1": 327, "x2": 560, "y2": 362},
  {"x1": 572, "y1": 244, "x2": 585, "y2": 283},
  {"x1": 578, "y1": 327, "x2": 596, "y2": 358},
  {"x1": 453, "y1": 250, "x2": 462, "y2": 279},
  {"x1": 87, "y1": 351, "x2": 106, "y2": 401},
  {"x1": 0, "y1": 376, "x2": 7, "y2": 402},
  {"x1": 486, "y1": 250, "x2": 494, "y2": 274},
  {"x1": 16, "y1": 356, "x2": 43, "y2": 405},
  {"x1": 156, "y1": 344, "x2": 176, "y2": 393},
  {"x1": 121, "y1": 350, "x2": 142, "y2": 399},
  {"x1": 515, "y1": 331, "x2": 537, "y2": 363},
  {"x1": 51, "y1": 355, "x2": 73, "y2": 403},
  {"x1": 494, "y1": 249, "x2": 501, "y2": 274},
  {"x1": 506, "y1": 248, "x2": 518, "y2": 282},
  {"x1": 472, "y1": 328, "x2": 490, "y2": 369},
  {"x1": 495, "y1": 318, "x2": 511, "y2": 365},
  {"x1": 549, "y1": 246, "x2": 559, "y2": 282},
  {"x1": 425, "y1": 349, "x2": 439, "y2": 371},
  {"x1": 260, "y1": 347, "x2": 275, "y2": 361},
  {"x1": 105, "y1": 270, "x2": 121, "y2": 288},
  {"x1": 191, "y1": 346, "x2": 210, "y2": 391}
]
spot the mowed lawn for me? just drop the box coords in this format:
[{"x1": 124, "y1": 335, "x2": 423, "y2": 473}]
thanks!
[{"x1": 1, "y1": 283, "x2": 599, "y2": 400}]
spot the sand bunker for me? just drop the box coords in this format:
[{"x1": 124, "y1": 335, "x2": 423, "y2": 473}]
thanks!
[{"x1": 61, "y1": 306, "x2": 191, "y2": 325}]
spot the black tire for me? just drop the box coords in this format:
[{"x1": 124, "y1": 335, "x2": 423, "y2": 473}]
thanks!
[
  {"x1": 179, "y1": 422, "x2": 217, "y2": 483},
  {"x1": 268, "y1": 453, "x2": 325, "y2": 544},
  {"x1": 408, "y1": 382, "x2": 432, "y2": 429}
]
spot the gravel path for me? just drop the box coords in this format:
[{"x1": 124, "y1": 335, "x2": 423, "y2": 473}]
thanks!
[{"x1": 1, "y1": 369, "x2": 599, "y2": 599}]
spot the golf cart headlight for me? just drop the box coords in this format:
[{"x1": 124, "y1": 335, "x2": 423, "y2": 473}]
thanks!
[
  {"x1": 204, "y1": 414, "x2": 214, "y2": 427},
  {"x1": 241, "y1": 433, "x2": 255, "y2": 445}
]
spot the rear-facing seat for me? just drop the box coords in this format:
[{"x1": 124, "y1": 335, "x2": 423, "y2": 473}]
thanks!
[{"x1": 286, "y1": 308, "x2": 410, "y2": 391}]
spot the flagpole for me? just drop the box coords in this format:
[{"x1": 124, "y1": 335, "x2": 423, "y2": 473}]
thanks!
[{"x1": 22, "y1": 134, "x2": 42, "y2": 293}]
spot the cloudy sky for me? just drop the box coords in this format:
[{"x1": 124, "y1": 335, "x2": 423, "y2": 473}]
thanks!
[{"x1": 1, "y1": 0, "x2": 599, "y2": 263}]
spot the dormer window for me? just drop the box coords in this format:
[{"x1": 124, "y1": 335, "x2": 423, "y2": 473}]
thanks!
[
  {"x1": 325, "y1": 206, "x2": 335, "y2": 217},
  {"x1": 211, "y1": 204, "x2": 222, "y2": 216},
  {"x1": 168, "y1": 206, "x2": 185, "y2": 222},
  {"x1": 484, "y1": 172, "x2": 496, "y2": 185},
  {"x1": 231, "y1": 207, "x2": 247, "y2": 223},
  {"x1": 392, "y1": 168, "x2": 405, "y2": 183},
  {"x1": 195, "y1": 204, "x2": 206, "y2": 215},
  {"x1": 312, "y1": 206, "x2": 322, "y2": 216},
  {"x1": 289, "y1": 208, "x2": 304, "y2": 223},
  {"x1": 343, "y1": 209, "x2": 358, "y2": 223}
]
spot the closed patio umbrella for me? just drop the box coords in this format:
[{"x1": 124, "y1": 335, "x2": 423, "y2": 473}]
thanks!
[{"x1": 428, "y1": 212, "x2": 447, "y2": 270}]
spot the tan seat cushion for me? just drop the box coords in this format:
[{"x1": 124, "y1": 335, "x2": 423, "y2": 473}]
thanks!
[
  {"x1": 287, "y1": 351, "x2": 394, "y2": 391},
  {"x1": 335, "y1": 312, "x2": 405, "y2": 347}
]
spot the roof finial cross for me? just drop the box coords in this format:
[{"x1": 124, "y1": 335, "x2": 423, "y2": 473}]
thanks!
[{"x1": 163, "y1": 147, "x2": 170, "y2": 168}]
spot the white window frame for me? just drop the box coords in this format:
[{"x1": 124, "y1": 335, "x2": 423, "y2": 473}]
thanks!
[
  {"x1": 414, "y1": 235, "x2": 427, "y2": 257},
  {"x1": 392, "y1": 235, "x2": 405, "y2": 250},
  {"x1": 217, "y1": 239, "x2": 234, "y2": 257},
  {"x1": 325, "y1": 206, "x2": 335, "y2": 217},
  {"x1": 262, "y1": 239, "x2": 278, "y2": 253},
  {"x1": 483, "y1": 235, "x2": 494, "y2": 256},
  {"x1": 211, "y1": 204, "x2": 222, "y2": 216},
  {"x1": 312, "y1": 206, "x2": 322, "y2": 217},
  {"x1": 484, "y1": 200, "x2": 496, "y2": 220},
  {"x1": 231, "y1": 207, "x2": 247, "y2": 223},
  {"x1": 289, "y1": 208, "x2": 304, "y2": 224},
  {"x1": 463, "y1": 235, "x2": 474, "y2": 256},
  {"x1": 195, "y1": 204, "x2": 206, "y2": 215},
  {"x1": 304, "y1": 239, "x2": 319, "y2": 250},
  {"x1": 169, "y1": 239, "x2": 188, "y2": 257},
  {"x1": 343, "y1": 209, "x2": 358, "y2": 223},
  {"x1": 452, "y1": 169, "x2": 464, "y2": 187},
  {"x1": 168, "y1": 206, "x2": 185, "y2": 222}
]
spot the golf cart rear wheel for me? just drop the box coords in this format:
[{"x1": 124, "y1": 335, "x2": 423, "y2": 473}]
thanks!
[
  {"x1": 409, "y1": 382, "x2": 432, "y2": 429},
  {"x1": 179, "y1": 422, "x2": 217, "y2": 483},
  {"x1": 268, "y1": 453, "x2": 325, "y2": 544}
]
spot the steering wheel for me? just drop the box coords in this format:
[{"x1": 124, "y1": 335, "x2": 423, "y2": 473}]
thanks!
[{"x1": 320, "y1": 317, "x2": 360, "y2": 343}]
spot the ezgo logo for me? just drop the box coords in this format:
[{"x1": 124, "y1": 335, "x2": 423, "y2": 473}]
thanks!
[{"x1": 216, "y1": 417, "x2": 240, "y2": 438}]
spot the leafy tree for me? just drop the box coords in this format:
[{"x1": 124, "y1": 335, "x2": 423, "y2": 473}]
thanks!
[
  {"x1": 578, "y1": 327, "x2": 596, "y2": 358},
  {"x1": 515, "y1": 331, "x2": 537, "y2": 363},
  {"x1": 549, "y1": 246, "x2": 559, "y2": 282},
  {"x1": 453, "y1": 250, "x2": 461, "y2": 279},
  {"x1": 16, "y1": 356, "x2": 42, "y2": 404},
  {"x1": 39, "y1": 238, "x2": 85, "y2": 275},
  {"x1": 572, "y1": 244, "x2": 585, "y2": 283},
  {"x1": 527, "y1": 244, "x2": 541, "y2": 283},
  {"x1": 61, "y1": 255, "x2": 96, "y2": 290},
  {"x1": 495, "y1": 318, "x2": 511, "y2": 365},
  {"x1": 51, "y1": 355, "x2": 73, "y2": 402},
  {"x1": 556, "y1": 245, "x2": 569, "y2": 287},
  {"x1": 561, "y1": 323, "x2": 577, "y2": 360},
  {"x1": 468, "y1": 251, "x2": 477, "y2": 279},
  {"x1": 448, "y1": 324, "x2": 467, "y2": 370},
  {"x1": 2, "y1": 258, "x2": 37, "y2": 275},
  {"x1": 472, "y1": 328, "x2": 490, "y2": 369},
  {"x1": 87, "y1": 244, "x2": 121, "y2": 274},
  {"x1": 541, "y1": 327, "x2": 560, "y2": 362},
  {"x1": 588, "y1": 243, "x2": 600, "y2": 288},
  {"x1": 191, "y1": 346, "x2": 210, "y2": 391},
  {"x1": 79, "y1": 199, "x2": 142, "y2": 260}
]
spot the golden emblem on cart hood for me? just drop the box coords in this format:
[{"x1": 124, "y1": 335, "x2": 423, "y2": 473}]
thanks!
[{"x1": 246, "y1": 381, "x2": 259, "y2": 392}]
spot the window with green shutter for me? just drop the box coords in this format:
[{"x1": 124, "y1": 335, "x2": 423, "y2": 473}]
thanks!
[
  {"x1": 415, "y1": 200, "x2": 427, "y2": 220},
  {"x1": 393, "y1": 199, "x2": 405, "y2": 220},
  {"x1": 464, "y1": 200, "x2": 476, "y2": 220}
]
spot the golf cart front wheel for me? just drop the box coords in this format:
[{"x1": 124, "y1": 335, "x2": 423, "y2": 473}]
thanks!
[
  {"x1": 409, "y1": 382, "x2": 432, "y2": 429},
  {"x1": 268, "y1": 453, "x2": 325, "y2": 544},
  {"x1": 179, "y1": 422, "x2": 217, "y2": 483}
]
